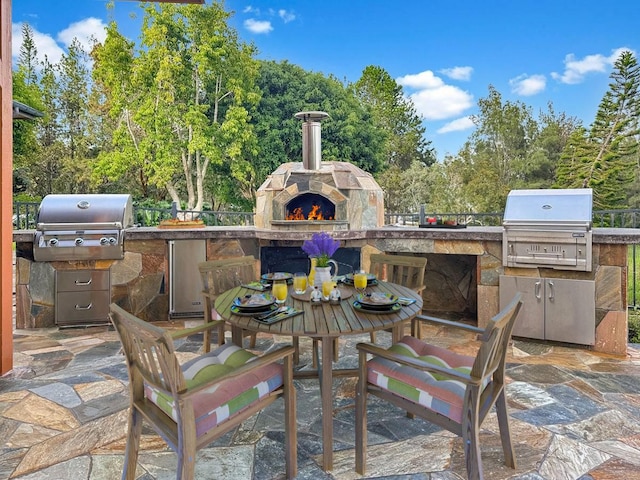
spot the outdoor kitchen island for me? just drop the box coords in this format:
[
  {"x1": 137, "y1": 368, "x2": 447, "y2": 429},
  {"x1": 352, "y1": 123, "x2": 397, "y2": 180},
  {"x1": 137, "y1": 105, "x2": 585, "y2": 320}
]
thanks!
[{"x1": 13, "y1": 225, "x2": 640, "y2": 356}]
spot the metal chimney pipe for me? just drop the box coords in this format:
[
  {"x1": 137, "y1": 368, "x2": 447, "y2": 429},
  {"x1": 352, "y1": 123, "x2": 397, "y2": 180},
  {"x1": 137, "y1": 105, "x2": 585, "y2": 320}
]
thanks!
[{"x1": 294, "y1": 111, "x2": 329, "y2": 170}]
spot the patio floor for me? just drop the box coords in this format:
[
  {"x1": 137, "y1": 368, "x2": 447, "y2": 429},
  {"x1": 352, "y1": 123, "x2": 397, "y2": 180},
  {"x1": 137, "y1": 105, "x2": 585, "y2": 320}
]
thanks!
[{"x1": 3, "y1": 318, "x2": 640, "y2": 480}]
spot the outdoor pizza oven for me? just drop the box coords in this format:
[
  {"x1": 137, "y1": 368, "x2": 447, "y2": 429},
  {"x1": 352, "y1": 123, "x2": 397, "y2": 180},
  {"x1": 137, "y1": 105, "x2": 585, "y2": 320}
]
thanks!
[
  {"x1": 33, "y1": 194, "x2": 134, "y2": 262},
  {"x1": 255, "y1": 111, "x2": 384, "y2": 231},
  {"x1": 502, "y1": 188, "x2": 593, "y2": 272}
]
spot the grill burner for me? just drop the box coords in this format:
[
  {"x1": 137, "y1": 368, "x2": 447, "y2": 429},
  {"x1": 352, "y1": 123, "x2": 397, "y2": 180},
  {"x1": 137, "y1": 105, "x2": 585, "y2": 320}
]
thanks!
[
  {"x1": 502, "y1": 188, "x2": 593, "y2": 272},
  {"x1": 286, "y1": 193, "x2": 335, "y2": 220},
  {"x1": 34, "y1": 194, "x2": 134, "y2": 262}
]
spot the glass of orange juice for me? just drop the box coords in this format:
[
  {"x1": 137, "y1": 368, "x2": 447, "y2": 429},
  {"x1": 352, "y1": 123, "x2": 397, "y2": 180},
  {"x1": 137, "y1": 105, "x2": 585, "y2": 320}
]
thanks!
[
  {"x1": 273, "y1": 279, "x2": 288, "y2": 304},
  {"x1": 293, "y1": 272, "x2": 308, "y2": 294},
  {"x1": 322, "y1": 280, "x2": 337, "y2": 300},
  {"x1": 353, "y1": 270, "x2": 368, "y2": 295}
]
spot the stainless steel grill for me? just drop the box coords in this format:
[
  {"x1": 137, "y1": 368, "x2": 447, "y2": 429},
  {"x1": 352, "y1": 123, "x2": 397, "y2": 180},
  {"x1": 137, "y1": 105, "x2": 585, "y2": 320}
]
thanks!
[
  {"x1": 34, "y1": 194, "x2": 134, "y2": 262},
  {"x1": 502, "y1": 189, "x2": 593, "y2": 272}
]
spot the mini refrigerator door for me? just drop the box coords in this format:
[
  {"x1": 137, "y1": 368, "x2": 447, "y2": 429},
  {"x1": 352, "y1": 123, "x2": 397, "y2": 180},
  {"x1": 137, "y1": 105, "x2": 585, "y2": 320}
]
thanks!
[{"x1": 169, "y1": 240, "x2": 206, "y2": 318}]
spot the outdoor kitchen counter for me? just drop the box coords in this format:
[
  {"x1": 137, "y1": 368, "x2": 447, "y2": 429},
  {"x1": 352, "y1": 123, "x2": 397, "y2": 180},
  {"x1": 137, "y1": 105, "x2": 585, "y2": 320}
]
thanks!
[{"x1": 13, "y1": 226, "x2": 640, "y2": 244}]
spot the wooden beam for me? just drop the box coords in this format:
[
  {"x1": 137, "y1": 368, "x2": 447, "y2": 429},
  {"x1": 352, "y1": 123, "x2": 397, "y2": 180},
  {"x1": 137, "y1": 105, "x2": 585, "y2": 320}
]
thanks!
[{"x1": 0, "y1": 0, "x2": 12, "y2": 375}]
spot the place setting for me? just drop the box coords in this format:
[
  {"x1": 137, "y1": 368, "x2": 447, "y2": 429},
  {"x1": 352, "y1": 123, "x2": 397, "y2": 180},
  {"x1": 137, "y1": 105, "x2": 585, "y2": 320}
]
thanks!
[
  {"x1": 230, "y1": 291, "x2": 302, "y2": 324},
  {"x1": 352, "y1": 292, "x2": 403, "y2": 314}
]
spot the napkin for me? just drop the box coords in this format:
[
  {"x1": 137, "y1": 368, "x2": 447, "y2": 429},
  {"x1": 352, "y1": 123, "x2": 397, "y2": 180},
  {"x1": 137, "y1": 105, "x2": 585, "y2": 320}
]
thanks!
[{"x1": 254, "y1": 307, "x2": 303, "y2": 324}]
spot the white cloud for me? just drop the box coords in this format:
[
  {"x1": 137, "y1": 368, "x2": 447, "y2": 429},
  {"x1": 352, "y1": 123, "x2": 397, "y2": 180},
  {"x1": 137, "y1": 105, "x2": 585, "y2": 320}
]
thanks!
[
  {"x1": 439, "y1": 66, "x2": 473, "y2": 81},
  {"x1": 397, "y1": 70, "x2": 444, "y2": 89},
  {"x1": 279, "y1": 9, "x2": 296, "y2": 23},
  {"x1": 57, "y1": 18, "x2": 107, "y2": 52},
  {"x1": 551, "y1": 47, "x2": 633, "y2": 84},
  {"x1": 509, "y1": 74, "x2": 546, "y2": 96},
  {"x1": 437, "y1": 117, "x2": 475, "y2": 134},
  {"x1": 397, "y1": 70, "x2": 474, "y2": 121},
  {"x1": 12, "y1": 22, "x2": 65, "y2": 66},
  {"x1": 244, "y1": 18, "x2": 273, "y2": 34}
]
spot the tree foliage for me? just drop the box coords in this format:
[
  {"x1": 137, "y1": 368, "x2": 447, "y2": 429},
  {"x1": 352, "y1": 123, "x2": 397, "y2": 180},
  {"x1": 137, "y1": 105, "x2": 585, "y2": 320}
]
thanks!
[
  {"x1": 91, "y1": 2, "x2": 260, "y2": 212},
  {"x1": 354, "y1": 65, "x2": 435, "y2": 170},
  {"x1": 247, "y1": 60, "x2": 385, "y2": 187},
  {"x1": 555, "y1": 51, "x2": 640, "y2": 209}
]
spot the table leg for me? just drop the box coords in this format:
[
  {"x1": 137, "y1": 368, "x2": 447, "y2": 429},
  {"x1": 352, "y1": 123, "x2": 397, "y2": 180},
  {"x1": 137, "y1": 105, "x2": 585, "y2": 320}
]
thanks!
[
  {"x1": 230, "y1": 326, "x2": 243, "y2": 346},
  {"x1": 321, "y1": 336, "x2": 334, "y2": 471}
]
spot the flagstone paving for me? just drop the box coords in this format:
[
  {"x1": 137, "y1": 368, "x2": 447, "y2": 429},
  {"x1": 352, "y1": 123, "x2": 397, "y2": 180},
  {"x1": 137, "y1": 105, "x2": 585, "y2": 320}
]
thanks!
[{"x1": 3, "y1": 320, "x2": 640, "y2": 480}]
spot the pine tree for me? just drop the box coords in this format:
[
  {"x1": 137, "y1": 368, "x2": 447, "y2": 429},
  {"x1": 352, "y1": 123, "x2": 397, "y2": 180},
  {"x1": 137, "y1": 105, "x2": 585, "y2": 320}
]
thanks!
[{"x1": 555, "y1": 51, "x2": 640, "y2": 209}]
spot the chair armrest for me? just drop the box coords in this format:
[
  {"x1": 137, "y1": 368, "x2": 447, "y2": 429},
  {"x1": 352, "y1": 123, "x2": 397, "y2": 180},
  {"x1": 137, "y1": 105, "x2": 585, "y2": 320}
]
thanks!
[
  {"x1": 356, "y1": 342, "x2": 482, "y2": 386},
  {"x1": 170, "y1": 320, "x2": 225, "y2": 340},
  {"x1": 183, "y1": 345, "x2": 296, "y2": 397},
  {"x1": 414, "y1": 314, "x2": 484, "y2": 335}
]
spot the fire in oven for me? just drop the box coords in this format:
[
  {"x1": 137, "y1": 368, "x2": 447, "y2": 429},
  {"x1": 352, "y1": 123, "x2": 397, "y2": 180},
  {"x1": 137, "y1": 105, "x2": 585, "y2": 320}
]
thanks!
[{"x1": 286, "y1": 193, "x2": 335, "y2": 221}]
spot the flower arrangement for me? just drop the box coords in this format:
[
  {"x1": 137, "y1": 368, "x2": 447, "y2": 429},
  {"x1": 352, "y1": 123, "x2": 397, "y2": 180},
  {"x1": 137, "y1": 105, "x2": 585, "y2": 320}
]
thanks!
[{"x1": 301, "y1": 231, "x2": 340, "y2": 267}]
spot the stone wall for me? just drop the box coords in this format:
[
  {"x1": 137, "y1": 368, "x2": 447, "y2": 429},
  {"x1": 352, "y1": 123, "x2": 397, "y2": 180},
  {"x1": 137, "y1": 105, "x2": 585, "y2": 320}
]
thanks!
[{"x1": 13, "y1": 227, "x2": 633, "y2": 355}]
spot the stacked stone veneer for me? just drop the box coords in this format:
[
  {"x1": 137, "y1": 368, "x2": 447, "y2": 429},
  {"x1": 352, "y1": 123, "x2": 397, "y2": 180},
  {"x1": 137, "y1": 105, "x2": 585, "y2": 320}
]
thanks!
[
  {"x1": 13, "y1": 229, "x2": 629, "y2": 356},
  {"x1": 255, "y1": 161, "x2": 384, "y2": 230}
]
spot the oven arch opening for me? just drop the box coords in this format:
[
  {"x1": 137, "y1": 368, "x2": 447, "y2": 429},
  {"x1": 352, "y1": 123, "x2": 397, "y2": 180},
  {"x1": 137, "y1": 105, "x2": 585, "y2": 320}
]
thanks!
[{"x1": 286, "y1": 193, "x2": 335, "y2": 221}]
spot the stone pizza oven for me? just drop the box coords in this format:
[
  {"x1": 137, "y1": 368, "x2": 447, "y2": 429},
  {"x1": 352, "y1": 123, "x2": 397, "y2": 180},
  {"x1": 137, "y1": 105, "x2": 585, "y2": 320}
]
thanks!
[{"x1": 255, "y1": 111, "x2": 384, "y2": 231}]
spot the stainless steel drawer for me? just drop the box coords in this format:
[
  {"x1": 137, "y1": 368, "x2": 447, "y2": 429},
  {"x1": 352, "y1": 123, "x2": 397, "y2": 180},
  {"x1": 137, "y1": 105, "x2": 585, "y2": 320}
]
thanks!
[
  {"x1": 57, "y1": 270, "x2": 110, "y2": 292},
  {"x1": 56, "y1": 291, "x2": 111, "y2": 324}
]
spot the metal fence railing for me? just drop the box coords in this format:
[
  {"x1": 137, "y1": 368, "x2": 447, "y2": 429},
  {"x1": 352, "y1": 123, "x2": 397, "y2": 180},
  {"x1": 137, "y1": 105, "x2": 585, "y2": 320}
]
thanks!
[{"x1": 13, "y1": 201, "x2": 640, "y2": 308}]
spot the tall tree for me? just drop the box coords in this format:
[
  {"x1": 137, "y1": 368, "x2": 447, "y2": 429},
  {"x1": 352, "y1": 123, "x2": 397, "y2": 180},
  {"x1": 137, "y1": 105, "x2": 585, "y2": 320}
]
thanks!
[
  {"x1": 92, "y1": 2, "x2": 260, "y2": 212},
  {"x1": 13, "y1": 24, "x2": 43, "y2": 195},
  {"x1": 555, "y1": 51, "x2": 640, "y2": 209},
  {"x1": 247, "y1": 60, "x2": 385, "y2": 188},
  {"x1": 354, "y1": 65, "x2": 435, "y2": 170}
]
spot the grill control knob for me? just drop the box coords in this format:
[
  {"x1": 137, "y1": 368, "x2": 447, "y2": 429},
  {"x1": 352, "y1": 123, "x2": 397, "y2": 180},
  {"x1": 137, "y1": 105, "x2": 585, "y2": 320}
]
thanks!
[
  {"x1": 100, "y1": 237, "x2": 109, "y2": 245},
  {"x1": 49, "y1": 238, "x2": 58, "y2": 246},
  {"x1": 75, "y1": 237, "x2": 84, "y2": 246},
  {"x1": 108, "y1": 237, "x2": 117, "y2": 245}
]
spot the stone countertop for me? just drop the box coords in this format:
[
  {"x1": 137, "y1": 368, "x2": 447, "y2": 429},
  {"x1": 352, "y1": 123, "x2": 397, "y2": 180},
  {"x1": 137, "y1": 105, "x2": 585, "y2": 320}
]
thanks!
[{"x1": 12, "y1": 226, "x2": 640, "y2": 244}]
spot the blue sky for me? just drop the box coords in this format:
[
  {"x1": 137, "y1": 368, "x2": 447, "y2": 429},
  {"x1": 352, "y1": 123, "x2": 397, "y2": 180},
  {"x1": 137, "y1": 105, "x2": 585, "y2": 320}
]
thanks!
[{"x1": 12, "y1": 0, "x2": 640, "y2": 160}]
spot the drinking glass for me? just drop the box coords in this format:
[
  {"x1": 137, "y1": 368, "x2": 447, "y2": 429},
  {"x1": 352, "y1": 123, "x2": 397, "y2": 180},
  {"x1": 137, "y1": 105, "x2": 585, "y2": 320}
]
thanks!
[
  {"x1": 273, "y1": 279, "x2": 288, "y2": 304},
  {"x1": 353, "y1": 270, "x2": 368, "y2": 296},
  {"x1": 293, "y1": 272, "x2": 308, "y2": 294},
  {"x1": 322, "y1": 280, "x2": 336, "y2": 301}
]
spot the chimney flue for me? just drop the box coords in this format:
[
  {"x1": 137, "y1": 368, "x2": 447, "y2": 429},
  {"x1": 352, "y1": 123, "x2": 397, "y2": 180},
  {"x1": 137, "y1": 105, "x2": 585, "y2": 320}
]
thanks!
[{"x1": 294, "y1": 111, "x2": 329, "y2": 170}]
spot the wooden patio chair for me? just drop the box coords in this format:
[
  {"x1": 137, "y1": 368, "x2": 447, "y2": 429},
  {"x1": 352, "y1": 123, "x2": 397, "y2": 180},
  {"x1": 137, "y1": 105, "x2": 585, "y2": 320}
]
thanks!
[
  {"x1": 355, "y1": 293, "x2": 522, "y2": 480},
  {"x1": 109, "y1": 303, "x2": 297, "y2": 480},
  {"x1": 368, "y1": 253, "x2": 427, "y2": 342},
  {"x1": 199, "y1": 256, "x2": 259, "y2": 351}
]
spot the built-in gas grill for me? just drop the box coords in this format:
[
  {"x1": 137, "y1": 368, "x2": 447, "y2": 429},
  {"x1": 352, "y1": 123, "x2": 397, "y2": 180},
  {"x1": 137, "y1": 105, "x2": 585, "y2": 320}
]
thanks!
[
  {"x1": 34, "y1": 194, "x2": 133, "y2": 262},
  {"x1": 502, "y1": 188, "x2": 593, "y2": 272},
  {"x1": 32, "y1": 194, "x2": 134, "y2": 327}
]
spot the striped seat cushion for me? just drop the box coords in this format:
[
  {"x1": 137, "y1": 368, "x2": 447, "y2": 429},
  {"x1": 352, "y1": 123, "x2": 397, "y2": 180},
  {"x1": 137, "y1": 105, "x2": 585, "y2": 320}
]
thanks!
[
  {"x1": 367, "y1": 335, "x2": 476, "y2": 423},
  {"x1": 145, "y1": 343, "x2": 283, "y2": 437}
]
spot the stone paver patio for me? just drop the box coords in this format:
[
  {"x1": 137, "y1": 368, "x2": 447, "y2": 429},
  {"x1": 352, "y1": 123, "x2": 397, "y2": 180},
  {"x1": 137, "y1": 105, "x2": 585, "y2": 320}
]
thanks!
[{"x1": 3, "y1": 319, "x2": 640, "y2": 480}]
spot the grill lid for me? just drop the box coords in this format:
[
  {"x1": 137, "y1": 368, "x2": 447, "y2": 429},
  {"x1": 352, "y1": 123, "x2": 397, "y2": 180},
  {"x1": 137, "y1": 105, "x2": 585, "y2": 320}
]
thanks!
[
  {"x1": 33, "y1": 194, "x2": 134, "y2": 262},
  {"x1": 503, "y1": 188, "x2": 592, "y2": 228},
  {"x1": 36, "y1": 194, "x2": 134, "y2": 230}
]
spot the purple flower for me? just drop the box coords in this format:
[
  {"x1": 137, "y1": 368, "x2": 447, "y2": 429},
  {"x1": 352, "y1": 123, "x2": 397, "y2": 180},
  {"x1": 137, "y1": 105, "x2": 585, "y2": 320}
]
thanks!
[{"x1": 302, "y1": 232, "x2": 340, "y2": 267}]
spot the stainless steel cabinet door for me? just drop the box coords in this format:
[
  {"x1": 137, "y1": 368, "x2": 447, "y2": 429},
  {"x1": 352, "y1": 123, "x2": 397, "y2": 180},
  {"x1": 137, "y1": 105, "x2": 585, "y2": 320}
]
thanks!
[
  {"x1": 544, "y1": 278, "x2": 595, "y2": 345},
  {"x1": 169, "y1": 240, "x2": 206, "y2": 316},
  {"x1": 500, "y1": 275, "x2": 545, "y2": 340}
]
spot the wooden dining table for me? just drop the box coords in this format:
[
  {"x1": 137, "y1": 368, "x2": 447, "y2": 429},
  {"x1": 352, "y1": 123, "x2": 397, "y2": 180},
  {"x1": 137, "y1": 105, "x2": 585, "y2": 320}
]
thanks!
[{"x1": 214, "y1": 280, "x2": 423, "y2": 472}]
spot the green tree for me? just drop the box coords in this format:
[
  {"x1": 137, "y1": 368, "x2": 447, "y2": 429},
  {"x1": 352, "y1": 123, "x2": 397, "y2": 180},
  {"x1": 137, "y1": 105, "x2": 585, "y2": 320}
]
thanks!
[
  {"x1": 555, "y1": 51, "x2": 640, "y2": 209},
  {"x1": 248, "y1": 60, "x2": 385, "y2": 188},
  {"x1": 56, "y1": 39, "x2": 94, "y2": 193},
  {"x1": 13, "y1": 24, "x2": 43, "y2": 195},
  {"x1": 92, "y1": 2, "x2": 261, "y2": 212},
  {"x1": 354, "y1": 65, "x2": 434, "y2": 170}
]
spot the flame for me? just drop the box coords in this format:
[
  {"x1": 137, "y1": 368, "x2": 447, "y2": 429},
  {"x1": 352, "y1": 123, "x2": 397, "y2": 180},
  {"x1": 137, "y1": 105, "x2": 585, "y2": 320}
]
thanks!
[{"x1": 286, "y1": 204, "x2": 334, "y2": 221}]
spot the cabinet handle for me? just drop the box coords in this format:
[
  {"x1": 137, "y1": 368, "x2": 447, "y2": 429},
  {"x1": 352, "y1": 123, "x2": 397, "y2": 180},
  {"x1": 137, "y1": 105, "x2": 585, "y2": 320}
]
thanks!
[
  {"x1": 548, "y1": 281, "x2": 555, "y2": 300},
  {"x1": 535, "y1": 281, "x2": 542, "y2": 299},
  {"x1": 75, "y1": 303, "x2": 93, "y2": 310},
  {"x1": 74, "y1": 279, "x2": 92, "y2": 286}
]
